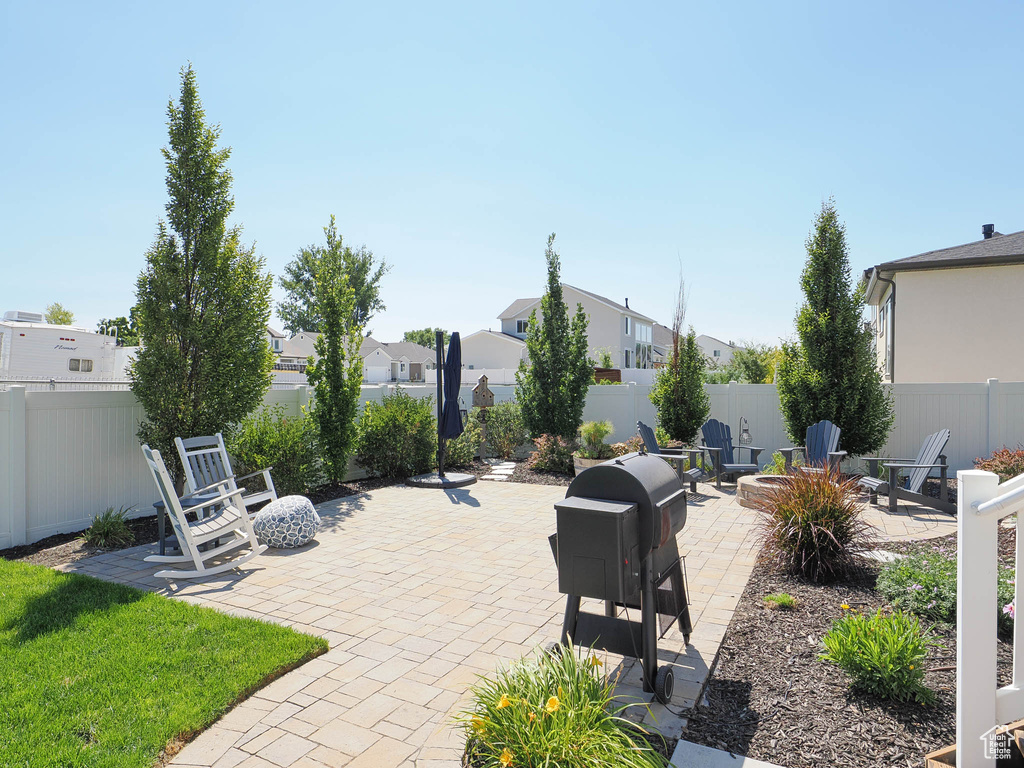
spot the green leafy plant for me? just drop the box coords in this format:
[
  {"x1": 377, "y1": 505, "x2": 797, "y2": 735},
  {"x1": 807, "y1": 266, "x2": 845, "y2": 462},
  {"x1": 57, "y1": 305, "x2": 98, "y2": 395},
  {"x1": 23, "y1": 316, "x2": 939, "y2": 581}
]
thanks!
[
  {"x1": 649, "y1": 279, "x2": 709, "y2": 444},
  {"x1": 654, "y1": 426, "x2": 673, "y2": 448},
  {"x1": 755, "y1": 466, "x2": 873, "y2": 582},
  {"x1": 485, "y1": 400, "x2": 529, "y2": 460},
  {"x1": 763, "y1": 592, "x2": 797, "y2": 610},
  {"x1": 976, "y1": 445, "x2": 1024, "y2": 483},
  {"x1": 821, "y1": 608, "x2": 936, "y2": 704},
  {"x1": 131, "y1": 65, "x2": 274, "y2": 483},
  {"x1": 577, "y1": 421, "x2": 614, "y2": 460},
  {"x1": 761, "y1": 451, "x2": 801, "y2": 476},
  {"x1": 226, "y1": 406, "x2": 321, "y2": 497},
  {"x1": 457, "y1": 645, "x2": 667, "y2": 768},
  {"x1": 447, "y1": 409, "x2": 484, "y2": 468},
  {"x1": 356, "y1": 390, "x2": 435, "y2": 479},
  {"x1": 44, "y1": 302, "x2": 75, "y2": 326},
  {"x1": 775, "y1": 198, "x2": 894, "y2": 457},
  {"x1": 877, "y1": 546, "x2": 1015, "y2": 634},
  {"x1": 527, "y1": 434, "x2": 577, "y2": 475},
  {"x1": 402, "y1": 328, "x2": 448, "y2": 349},
  {"x1": 80, "y1": 507, "x2": 135, "y2": 549},
  {"x1": 306, "y1": 218, "x2": 365, "y2": 481},
  {"x1": 596, "y1": 349, "x2": 615, "y2": 369},
  {"x1": 516, "y1": 234, "x2": 592, "y2": 439}
]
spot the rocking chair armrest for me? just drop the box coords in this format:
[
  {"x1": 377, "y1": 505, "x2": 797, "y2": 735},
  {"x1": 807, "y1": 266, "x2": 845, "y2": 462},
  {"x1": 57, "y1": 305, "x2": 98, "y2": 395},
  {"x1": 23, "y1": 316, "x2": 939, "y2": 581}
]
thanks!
[
  {"x1": 236, "y1": 468, "x2": 273, "y2": 483},
  {"x1": 181, "y1": 487, "x2": 247, "y2": 516},
  {"x1": 189, "y1": 476, "x2": 237, "y2": 496}
]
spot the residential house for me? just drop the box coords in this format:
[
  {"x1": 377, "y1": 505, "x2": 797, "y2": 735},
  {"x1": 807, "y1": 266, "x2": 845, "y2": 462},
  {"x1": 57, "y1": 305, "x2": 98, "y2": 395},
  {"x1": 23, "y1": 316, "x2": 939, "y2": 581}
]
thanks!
[
  {"x1": 467, "y1": 284, "x2": 656, "y2": 371},
  {"x1": 265, "y1": 326, "x2": 286, "y2": 357},
  {"x1": 360, "y1": 337, "x2": 435, "y2": 383},
  {"x1": 697, "y1": 335, "x2": 741, "y2": 367},
  {"x1": 277, "y1": 331, "x2": 319, "y2": 369},
  {"x1": 862, "y1": 224, "x2": 1024, "y2": 383}
]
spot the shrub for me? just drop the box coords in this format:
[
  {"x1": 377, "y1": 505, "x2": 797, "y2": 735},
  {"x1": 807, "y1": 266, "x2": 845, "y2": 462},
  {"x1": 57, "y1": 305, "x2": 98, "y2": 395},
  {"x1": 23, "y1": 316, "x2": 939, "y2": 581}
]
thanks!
[
  {"x1": 611, "y1": 436, "x2": 644, "y2": 457},
  {"x1": 485, "y1": 400, "x2": 529, "y2": 460},
  {"x1": 755, "y1": 466, "x2": 873, "y2": 582},
  {"x1": 763, "y1": 592, "x2": 797, "y2": 610},
  {"x1": 577, "y1": 421, "x2": 614, "y2": 460},
  {"x1": 527, "y1": 434, "x2": 577, "y2": 475},
  {"x1": 80, "y1": 507, "x2": 134, "y2": 549},
  {"x1": 877, "y1": 546, "x2": 1015, "y2": 634},
  {"x1": 227, "y1": 406, "x2": 321, "y2": 497},
  {"x1": 976, "y1": 445, "x2": 1024, "y2": 483},
  {"x1": 649, "y1": 328, "x2": 709, "y2": 444},
  {"x1": 356, "y1": 390, "x2": 435, "y2": 479},
  {"x1": 457, "y1": 645, "x2": 667, "y2": 768},
  {"x1": 447, "y1": 409, "x2": 484, "y2": 468},
  {"x1": 654, "y1": 425, "x2": 672, "y2": 448},
  {"x1": 761, "y1": 450, "x2": 801, "y2": 476},
  {"x1": 821, "y1": 608, "x2": 936, "y2": 704}
]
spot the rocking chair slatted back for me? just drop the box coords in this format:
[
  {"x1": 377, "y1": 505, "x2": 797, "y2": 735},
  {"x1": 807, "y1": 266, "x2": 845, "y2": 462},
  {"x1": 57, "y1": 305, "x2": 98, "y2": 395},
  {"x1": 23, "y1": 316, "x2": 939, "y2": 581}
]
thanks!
[
  {"x1": 805, "y1": 420, "x2": 841, "y2": 467},
  {"x1": 176, "y1": 433, "x2": 235, "y2": 494},
  {"x1": 906, "y1": 429, "x2": 951, "y2": 494},
  {"x1": 701, "y1": 419, "x2": 735, "y2": 465}
]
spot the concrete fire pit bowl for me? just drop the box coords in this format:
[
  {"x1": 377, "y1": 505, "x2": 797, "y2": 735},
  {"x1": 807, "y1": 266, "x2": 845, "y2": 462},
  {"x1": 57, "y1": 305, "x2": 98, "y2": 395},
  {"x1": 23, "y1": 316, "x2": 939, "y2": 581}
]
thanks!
[{"x1": 736, "y1": 474, "x2": 790, "y2": 509}]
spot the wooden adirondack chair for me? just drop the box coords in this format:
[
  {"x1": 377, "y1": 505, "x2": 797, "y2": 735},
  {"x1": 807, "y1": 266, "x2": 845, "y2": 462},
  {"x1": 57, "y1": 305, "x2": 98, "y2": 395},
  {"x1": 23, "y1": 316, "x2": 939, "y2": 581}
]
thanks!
[
  {"x1": 636, "y1": 421, "x2": 702, "y2": 492},
  {"x1": 175, "y1": 433, "x2": 277, "y2": 518},
  {"x1": 858, "y1": 429, "x2": 953, "y2": 514},
  {"x1": 781, "y1": 420, "x2": 846, "y2": 473},
  {"x1": 700, "y1": 418, "x2": 764, "y2": 490},
  {"x1": 141, "y1": 445, "x2": 267, "y2": 579}
]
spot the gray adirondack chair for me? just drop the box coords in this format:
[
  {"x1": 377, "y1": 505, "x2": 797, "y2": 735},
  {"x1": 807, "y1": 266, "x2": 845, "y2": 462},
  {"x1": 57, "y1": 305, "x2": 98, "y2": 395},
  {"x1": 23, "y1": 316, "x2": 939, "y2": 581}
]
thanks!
[
  {"x1": 175, "y1": 433, "x2": 277, "y2": 518},
  {"x1": 700, "y1": 418, "x2": 763, "y2": 489},
  {"x1": 858, "y1": 429, "x2": 953, "y2": 514},
  {"x1": 636, "y1": 421, "x2": 702, "y2": 492},
  {"x1": 141, "y1": 444, "x2": 266, "y2": 579},
  {"x1": 781, "y1": 420, "x2": 846, "y2": 473}
]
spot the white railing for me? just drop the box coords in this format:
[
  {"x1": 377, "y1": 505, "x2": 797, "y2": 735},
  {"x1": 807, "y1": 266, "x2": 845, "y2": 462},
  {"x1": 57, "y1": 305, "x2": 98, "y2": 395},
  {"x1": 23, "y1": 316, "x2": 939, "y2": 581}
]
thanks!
[{"x1": 957, "y1": 468, "x2": 1024, "y2": 766}]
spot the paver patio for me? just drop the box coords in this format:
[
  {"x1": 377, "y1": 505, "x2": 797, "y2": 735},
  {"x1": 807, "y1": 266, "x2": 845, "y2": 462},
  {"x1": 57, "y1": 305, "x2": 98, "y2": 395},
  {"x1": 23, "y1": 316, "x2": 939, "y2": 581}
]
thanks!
[{"x1": 63, "y1": 479, "x2": 955, "y2": 768}]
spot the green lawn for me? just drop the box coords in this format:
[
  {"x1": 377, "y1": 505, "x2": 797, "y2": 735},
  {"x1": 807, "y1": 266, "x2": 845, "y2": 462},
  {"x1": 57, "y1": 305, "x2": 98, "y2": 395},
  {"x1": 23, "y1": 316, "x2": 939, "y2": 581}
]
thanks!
[{"x1": 0, "y1": 559, "x2": 327, "y2": 767}]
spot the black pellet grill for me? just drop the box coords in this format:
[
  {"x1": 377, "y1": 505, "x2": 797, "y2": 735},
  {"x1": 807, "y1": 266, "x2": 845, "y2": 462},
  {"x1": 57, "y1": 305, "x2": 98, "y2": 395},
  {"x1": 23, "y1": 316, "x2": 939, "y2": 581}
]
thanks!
[{"x1": 549, "y1": 452, "x2": 692, "y2": 703}]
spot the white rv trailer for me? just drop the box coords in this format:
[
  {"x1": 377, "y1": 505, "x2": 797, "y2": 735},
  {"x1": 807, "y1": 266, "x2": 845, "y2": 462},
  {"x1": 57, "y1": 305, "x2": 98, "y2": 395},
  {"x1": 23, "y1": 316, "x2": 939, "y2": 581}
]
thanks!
[{"x1": 0, "y1": 310, "x2": 128, "y2": 380}]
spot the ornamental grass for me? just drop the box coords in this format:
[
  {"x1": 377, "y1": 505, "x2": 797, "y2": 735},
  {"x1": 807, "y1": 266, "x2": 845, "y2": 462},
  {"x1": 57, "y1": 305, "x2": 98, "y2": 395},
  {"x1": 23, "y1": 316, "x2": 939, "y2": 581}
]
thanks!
[{"x1": 457, "y1": 644, "x2": 667, "y2": 768}]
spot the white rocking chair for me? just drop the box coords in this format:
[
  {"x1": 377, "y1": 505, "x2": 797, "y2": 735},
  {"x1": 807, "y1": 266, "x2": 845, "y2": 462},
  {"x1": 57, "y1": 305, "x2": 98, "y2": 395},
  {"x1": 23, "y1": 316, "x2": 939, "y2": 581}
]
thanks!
[
  {"x1": 174, "y1": 433, "x2": 277, "y2": 518},
  {"x1": 141, "y1": 444, "x2": 267, "y2": 579}
]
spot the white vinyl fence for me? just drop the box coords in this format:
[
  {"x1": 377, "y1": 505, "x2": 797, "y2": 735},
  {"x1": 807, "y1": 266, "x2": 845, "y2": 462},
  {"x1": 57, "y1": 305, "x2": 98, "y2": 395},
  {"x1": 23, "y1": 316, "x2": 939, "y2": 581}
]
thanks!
[
  {"x1": 957, "y1": 468, "x2": 1024, "y2": 766},
  {"x1": 2, "y1": 379, "x2": 1023, "y2": 548}
]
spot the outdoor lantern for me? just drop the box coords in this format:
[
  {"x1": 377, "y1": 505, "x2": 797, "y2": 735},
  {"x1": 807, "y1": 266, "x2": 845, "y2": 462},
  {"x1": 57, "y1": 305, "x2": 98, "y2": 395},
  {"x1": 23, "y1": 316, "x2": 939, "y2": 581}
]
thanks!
[{"x1": 739, "y1": 417, "x2": 752, "y2": 446}]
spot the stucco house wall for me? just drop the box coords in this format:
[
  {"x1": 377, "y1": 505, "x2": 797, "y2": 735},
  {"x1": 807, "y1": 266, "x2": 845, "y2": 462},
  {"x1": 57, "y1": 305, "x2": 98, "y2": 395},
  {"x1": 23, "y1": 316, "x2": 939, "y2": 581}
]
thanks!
[{"x1": 461, "y1": 331, "x2": 527, "y2": 370}]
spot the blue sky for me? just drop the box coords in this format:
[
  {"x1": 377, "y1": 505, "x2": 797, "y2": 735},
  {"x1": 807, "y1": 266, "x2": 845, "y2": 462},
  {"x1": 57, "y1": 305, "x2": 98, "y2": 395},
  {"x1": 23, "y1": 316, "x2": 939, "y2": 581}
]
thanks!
[{"x1": 3, "y1": 1, "x2": 1022, "y2": 346}]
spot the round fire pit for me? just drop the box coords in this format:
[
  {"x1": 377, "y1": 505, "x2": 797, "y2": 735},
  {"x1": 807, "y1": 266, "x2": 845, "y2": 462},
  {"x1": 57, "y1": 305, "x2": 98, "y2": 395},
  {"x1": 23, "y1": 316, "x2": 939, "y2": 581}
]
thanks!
[{"x1": 736, "y1": 474, "x2": 790, "y2": 509}]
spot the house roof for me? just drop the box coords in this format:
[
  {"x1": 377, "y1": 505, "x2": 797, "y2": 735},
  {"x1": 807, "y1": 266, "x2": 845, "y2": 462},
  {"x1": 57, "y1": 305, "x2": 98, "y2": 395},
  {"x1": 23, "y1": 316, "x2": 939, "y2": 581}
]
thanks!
[
  {"x1": 496, "y1": 284, "x2": 655, "y2": 323},
  {"x1": 281, "y1": 332, "x2": 319, "y2": 359},
  {"x1": 266, "y1": 326, "x2": 286, "y2": 338},
  {"x1": 873, "y1": 229, "x2": 1024, "y2": 274},
  {"x1": 696, "y1": 334, "x2": 739, "y2": 350},
  {"x1": 463, "y1": 329, "x2": 527, "y2": 346},
  {"x1": 359, "y1": 337, "x2": 434, "y2": 362},
  {"x1": 652, "y1": 323, "x2": 674, "y2": 350}
]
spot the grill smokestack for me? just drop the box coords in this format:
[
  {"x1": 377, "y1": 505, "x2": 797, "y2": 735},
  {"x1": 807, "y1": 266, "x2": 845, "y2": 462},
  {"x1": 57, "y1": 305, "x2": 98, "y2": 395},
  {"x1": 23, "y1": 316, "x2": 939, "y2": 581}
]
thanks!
[{"x1": 983, "y1": 224, "x2": 995, "y2": 239}]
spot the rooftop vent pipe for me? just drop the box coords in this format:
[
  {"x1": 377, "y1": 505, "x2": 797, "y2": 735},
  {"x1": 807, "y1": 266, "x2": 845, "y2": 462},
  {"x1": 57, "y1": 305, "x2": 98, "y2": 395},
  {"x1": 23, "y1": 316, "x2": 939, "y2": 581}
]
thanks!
[{"x1": 983, "y1": 224, "x2": 995, "y2": 239}]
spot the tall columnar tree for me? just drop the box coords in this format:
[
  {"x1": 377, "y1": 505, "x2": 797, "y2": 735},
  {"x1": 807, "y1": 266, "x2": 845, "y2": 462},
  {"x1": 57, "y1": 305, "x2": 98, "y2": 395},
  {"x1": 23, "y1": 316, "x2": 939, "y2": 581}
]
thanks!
[
  {"x1": 277, "y1": 215, "x2": 388, "y2": 334},
  {"x1": 515, "y1": 234, "x2": 591, "y2": 439},
  {"x1": 131, "y1": 65, "x2": 273, "y2": 479},
  {"x1": 650, "y1": 279, "x2": 709, "y2": 443},
  {"x1": 776, "y1": 199, "x2": 893, "y2": 456},
  {"x1": 305, "y1": 223, "x2": 364, "y2": 481}
]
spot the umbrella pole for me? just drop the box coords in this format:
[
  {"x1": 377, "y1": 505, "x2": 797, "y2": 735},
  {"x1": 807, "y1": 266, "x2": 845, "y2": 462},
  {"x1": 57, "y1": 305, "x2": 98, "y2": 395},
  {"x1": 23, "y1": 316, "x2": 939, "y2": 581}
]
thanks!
[{"x1": 436, "y1": 330, "x2": 445, "y2": 477}]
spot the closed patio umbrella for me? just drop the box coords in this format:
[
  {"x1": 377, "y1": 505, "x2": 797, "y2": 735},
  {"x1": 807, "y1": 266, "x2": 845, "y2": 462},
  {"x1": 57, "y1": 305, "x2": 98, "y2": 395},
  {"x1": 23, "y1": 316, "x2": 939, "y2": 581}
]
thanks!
[{"x1": 439, "y1": 332, "x2": 464, "y2": 442}]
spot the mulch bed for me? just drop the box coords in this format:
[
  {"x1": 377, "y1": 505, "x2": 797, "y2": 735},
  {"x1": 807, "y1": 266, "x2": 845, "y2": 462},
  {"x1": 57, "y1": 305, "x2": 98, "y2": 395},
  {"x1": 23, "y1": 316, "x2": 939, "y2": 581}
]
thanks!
[
  {"x1": 510, "y1": 462, "x2": 573, "y2": 487},
  {"x1": 685, "y1": 556, "x2": 1012, "y2": 768},
  {"x1": 0, "y1": 514, "x2": 163, "y2": 568}
]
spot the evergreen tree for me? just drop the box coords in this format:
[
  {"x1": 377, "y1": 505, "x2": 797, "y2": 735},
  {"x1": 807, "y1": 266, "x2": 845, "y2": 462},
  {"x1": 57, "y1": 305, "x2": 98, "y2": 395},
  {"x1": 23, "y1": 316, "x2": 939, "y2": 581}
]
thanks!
[
  {"x1": 277, "y1": 215, "x2": 388, "y2": 333},
  {"x1": 515, "y1": 234, "x2": 591, "y2": 439},
  {"x1": 776, "y1": 199, "x2": 893, "y2": 456},
  {"x1": 131, "y1": 65, "x2": 273, "y2": 480},
  {"x1": 650, "y1": 280, "x2": 709, "y2": 442},
  {"x1": 305, "y1": 224, "x2": 364, "y2": 481}
]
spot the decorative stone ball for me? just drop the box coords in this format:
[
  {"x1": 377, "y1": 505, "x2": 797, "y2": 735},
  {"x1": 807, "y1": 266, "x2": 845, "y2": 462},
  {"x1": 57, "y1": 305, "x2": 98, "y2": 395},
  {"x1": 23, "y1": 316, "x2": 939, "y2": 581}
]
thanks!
[{"x1": 253, "y1": 495, "x2": 320, "y2": 548}]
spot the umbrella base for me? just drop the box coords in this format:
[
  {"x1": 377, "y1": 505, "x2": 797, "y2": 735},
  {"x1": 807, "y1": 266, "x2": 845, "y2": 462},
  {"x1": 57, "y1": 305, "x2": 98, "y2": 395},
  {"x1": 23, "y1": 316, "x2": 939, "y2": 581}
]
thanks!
[{"x1": 406, "y1": 472, "x2": 478, "y2": 489}]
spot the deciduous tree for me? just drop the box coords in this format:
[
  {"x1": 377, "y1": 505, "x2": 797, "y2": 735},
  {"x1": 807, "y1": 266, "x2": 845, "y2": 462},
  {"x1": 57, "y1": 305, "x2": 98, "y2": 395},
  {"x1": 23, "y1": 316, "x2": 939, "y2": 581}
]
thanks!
[
  {"x1": 402, "y1": 328, "x2": 449, "y2": 349},
  {"x1": 45, "y1": 303, "x2": 74, "y2": 325}
]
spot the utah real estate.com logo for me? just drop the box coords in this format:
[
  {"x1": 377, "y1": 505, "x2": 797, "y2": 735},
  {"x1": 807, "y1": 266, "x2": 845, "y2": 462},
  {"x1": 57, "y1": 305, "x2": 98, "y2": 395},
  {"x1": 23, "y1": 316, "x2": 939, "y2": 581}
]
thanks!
[{"x1": 980, "y1": 725, "x2": 1014, "y2": 761}]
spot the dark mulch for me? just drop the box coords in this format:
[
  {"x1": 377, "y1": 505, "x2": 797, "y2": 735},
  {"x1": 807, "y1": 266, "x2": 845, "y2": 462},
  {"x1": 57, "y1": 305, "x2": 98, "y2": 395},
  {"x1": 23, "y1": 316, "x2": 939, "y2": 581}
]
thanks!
[
  {"x1": 921, "y1": 476, "x2": 958, "y2": 506},
  {"x1": 685, "y1": 557, "x2": 1012, "y2": 768},
  {"x1": 0, "y1": 514, "x2": 162, "y2": 568},
  {"x1": 510, "y1": 462, "x2": 573, "y2": 487}
]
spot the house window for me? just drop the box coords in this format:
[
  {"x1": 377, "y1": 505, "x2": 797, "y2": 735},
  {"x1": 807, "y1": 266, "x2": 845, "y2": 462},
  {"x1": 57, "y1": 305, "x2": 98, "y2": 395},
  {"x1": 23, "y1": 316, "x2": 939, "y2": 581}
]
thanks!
[
  {"x1": 713, "y1": 350, "x2": 720, "y2": 358},
  {"x1": 878, "y1": 303, "x2": 887, "y2": 337},
  {"x1": 68, "y1": 358, "x2": 93, "y2": 372},
  {"x1": 516, "y1": 319, "x2": 528, "y2": 334},
  {"x1": 634, "y1": 323, "x2": 653, "y2": 368},
  {"x1": 624, "y1": 349, "x2": 632, "y2": 368},
  {"x1": 624, "y1": 317, "x2": 631, "y2": 335}
]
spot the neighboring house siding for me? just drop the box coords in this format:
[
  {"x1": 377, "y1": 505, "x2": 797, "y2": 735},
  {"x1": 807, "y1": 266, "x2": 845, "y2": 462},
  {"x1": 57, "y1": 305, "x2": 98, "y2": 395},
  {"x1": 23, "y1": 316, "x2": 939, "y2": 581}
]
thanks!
[
  {"x1": 891, "y1": 265, "x2": 1024, "y2": 383},
  {"x1": 462, "y1": 333, "x2": 526, "y2": 370}
]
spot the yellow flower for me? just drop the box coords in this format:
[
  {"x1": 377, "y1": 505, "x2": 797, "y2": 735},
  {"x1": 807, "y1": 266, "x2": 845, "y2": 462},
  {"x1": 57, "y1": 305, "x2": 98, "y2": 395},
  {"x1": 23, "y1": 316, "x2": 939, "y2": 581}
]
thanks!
[
  {"x1": 545, "y1": 696, "x2": 560, "y2": 714},
  {"x1": 499, "y1": 747, "x2": 514, "y2": 767},
  {"x1": 528, "y1": 712, "x2": 536, "y2": 722},
  {"x1": 589, "y1": 655, "x2": 603, "y2": 668},
  {"x1": 841, "y1": 604, "x2": 850, "y2": 610},
  {"x1": 471, "y1": 716, "x2": 486, "y2": 734},
  {"x1": 909, "y1": 665, "x2": 914, "y2": 670},
  {"x1": 497, "y1": 694, "x2": 511, "y2": 709}
]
